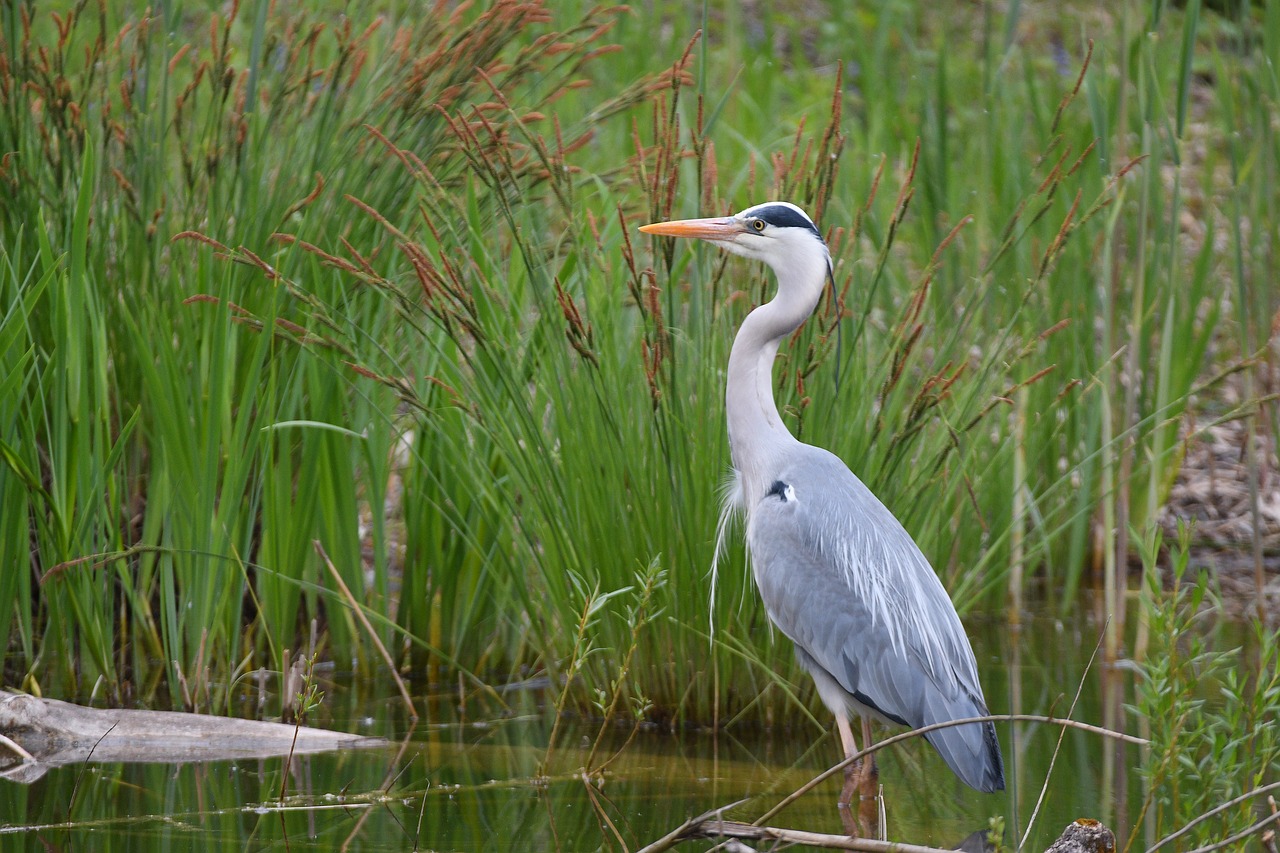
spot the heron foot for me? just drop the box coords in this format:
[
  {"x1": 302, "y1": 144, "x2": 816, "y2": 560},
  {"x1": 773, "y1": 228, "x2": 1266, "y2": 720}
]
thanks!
[
  {"x1": 857, "y1": 754, "x2": 879, "y2": 799},
  {"x1": 839, "y1": 763, "x2": 859, "y2": 807},
  {"x1": 837, "y1": 775, "x2": 880, "y2": 838}
]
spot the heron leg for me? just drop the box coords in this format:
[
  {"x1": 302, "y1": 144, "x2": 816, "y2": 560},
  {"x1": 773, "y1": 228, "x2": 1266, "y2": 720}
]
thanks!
[
  {"x1": 835, "y1": 716, "x2": 860, "y2": 807},
  {"x1": 836, "y1": 716, "x2": 880, "y2": 838},
  {"x1": 836, "y1": 716, "x2": 858, "y2": 761},
  {"x1": 858, "y1": 718, "x2": 879, "y2": 796}
]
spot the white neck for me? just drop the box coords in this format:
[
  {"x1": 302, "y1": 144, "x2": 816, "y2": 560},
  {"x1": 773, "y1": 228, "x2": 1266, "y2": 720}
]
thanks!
[{"x1": 726, "y1": 257, "x2": 827, "y2": 503}]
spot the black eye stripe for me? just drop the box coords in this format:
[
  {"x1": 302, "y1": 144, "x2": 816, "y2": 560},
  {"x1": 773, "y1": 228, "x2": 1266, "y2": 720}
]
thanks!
[{"x1": 749, "y1": 204, "x2": 821, "y2": 238}]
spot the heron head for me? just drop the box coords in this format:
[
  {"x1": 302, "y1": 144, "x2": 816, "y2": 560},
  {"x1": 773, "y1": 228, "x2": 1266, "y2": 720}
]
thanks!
[{"x1": 640, "y1": 202, "x2": 829, "y2": 270}]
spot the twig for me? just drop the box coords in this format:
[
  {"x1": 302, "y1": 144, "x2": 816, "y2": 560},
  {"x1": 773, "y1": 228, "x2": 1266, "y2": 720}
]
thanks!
[
  {"x1": 755, "y1": 714, "x2": 1144, "y2": 827},
  {"x1": 0, "y1": 733, "x2": 35, "y2": 763},
  {"x1": 314, "y1": 540, "x2": 417, "y2": 719},
  {"x1": 634, "y1": 800, "x2": 751, "y2": 853},
  {"x1": 1264, "y1": 796, "x2": 1278, "y2": 853},
  {"x1": 69, "y1": 721, "x2": 116, "y2": 822},
  {"x1": 340, "y1": 728, "x2": 419, "y2": 852},
  {"x1": 1020, "y1": 621, "x2": 1108, "y2": 849},
  {"x1": 581, "y1": 773, "x2": 628, "y2": 850},
  {"x1": 1144, "y1": 780, "x2": 1280, "y2": 853},
  {"x1": 642, "y1": 818, "x2": 959, "y2": 853},
  {"x1": 1180, "y1": 810, "x2": 1280, "y2": 853},
  {"x1": 280, "y1": 704, "x2": 302, "y2": 802}
]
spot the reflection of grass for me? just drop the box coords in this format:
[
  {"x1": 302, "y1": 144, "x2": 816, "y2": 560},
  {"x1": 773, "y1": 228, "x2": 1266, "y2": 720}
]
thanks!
[{"x1": 0, "y1": 1, "x2": 1274, "y2": 739}]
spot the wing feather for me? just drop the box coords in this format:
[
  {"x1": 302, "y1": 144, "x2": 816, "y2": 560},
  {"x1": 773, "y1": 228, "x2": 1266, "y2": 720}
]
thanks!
[{"x1": 744, "y1": 446, "x2": 1004, "y2": 791}]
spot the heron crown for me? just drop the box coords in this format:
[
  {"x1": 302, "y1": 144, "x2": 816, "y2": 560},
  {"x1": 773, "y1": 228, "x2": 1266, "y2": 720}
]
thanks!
[{"x1": 737, "y1": 202, "x2": 822, "y2": 239}]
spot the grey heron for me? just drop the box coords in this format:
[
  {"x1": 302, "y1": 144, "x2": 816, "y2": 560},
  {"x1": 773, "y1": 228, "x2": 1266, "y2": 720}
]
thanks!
[{"x1": 640, "y1": 202, "x2": 1005, "y2": 796}]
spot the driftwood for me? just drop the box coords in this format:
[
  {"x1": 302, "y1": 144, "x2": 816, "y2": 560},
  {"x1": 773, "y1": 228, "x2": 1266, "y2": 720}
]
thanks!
[
  {"x1": 638, "y1": 815, "x2": 1114, "y2": 853},
  {"x1": 0, "y1": 690, "x2": 382, "y2": 784}
]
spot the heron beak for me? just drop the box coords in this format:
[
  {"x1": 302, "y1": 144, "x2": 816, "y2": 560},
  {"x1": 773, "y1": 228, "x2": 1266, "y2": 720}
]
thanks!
[{"x1": 639, "y1": 217, "x2": 744, "y2": 241}]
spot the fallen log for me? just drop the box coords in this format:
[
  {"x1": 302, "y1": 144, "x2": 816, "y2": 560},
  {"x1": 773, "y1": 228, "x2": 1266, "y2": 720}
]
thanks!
[{"x1": 0, "y1": 690, "x2": 383, "y2": 784}]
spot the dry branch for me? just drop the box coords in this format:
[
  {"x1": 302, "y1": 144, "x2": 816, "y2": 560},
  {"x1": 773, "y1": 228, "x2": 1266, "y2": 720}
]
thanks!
[
  {"x1": 637, "y1": 818, "x2": 959, "y2": 853},
  {"x1": 314, "y1": 540, "x2": 417, "y2": 720},
  {"x1": 638, "y1": 816, "x2": 1118, "y2": 853},
  {"x1": 638, "y1": 714, "x2": 1142, "y2": 852},
  {"x1": 757, "y1": 714, "x2": 1145, "y2": 827}
]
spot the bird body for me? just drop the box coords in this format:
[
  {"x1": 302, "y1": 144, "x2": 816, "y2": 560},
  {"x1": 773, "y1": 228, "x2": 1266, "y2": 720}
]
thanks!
[
  {"x1": 747, "y1": 443, "x2": 1004, "y2": 792},
  {"x1": 640, "y1": 202, "x2": 1004, "y2": 794}
]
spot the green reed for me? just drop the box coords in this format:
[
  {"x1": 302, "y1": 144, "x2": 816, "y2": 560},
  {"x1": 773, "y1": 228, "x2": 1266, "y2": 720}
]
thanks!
[{"x1": 0, "y1": 0, "x2": 1274, "y2": 733}]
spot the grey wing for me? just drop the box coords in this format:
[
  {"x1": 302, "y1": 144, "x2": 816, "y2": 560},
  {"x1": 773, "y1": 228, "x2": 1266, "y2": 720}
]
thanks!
[{"x1": 747, "y1": 449, "x2": 1004, "y2": 792}]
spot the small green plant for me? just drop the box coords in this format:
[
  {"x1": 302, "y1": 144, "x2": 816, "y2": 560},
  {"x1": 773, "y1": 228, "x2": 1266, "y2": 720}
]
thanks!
[
  {"x1": 287, "y1": 652, "x2": 326, "y2": 727},
  {"x1": 1131, "y1": 521, "x2": 1280, "y2": 850},
  {"x1": 583, "y1": 557, "x2": 665, "y2": 774},
  {"x1": 985, "y1": 814, "x2": 1008, "y2": 853},
  {"x1": 540, "y1": 573, "x2": 632, "y2": 775},
  {"x1": 279, "y1": 649, "x2": 325, "y2": 801}
]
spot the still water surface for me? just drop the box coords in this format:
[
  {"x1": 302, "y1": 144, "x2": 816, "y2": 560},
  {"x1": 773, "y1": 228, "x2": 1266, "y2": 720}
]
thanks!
[{"x1": 1, "y1": 614, "x2": 1147, "y2": 851}]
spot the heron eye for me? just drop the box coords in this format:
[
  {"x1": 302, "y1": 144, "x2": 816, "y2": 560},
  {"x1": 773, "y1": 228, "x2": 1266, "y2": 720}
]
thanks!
[{"x1": 751, "y1": 218, "x2": 765, "y2": 232}]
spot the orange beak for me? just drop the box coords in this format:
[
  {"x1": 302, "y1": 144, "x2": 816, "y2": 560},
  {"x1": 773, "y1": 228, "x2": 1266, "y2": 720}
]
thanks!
[{"x1": 639, "y1": 217, "x2": 745, "y2": 240}]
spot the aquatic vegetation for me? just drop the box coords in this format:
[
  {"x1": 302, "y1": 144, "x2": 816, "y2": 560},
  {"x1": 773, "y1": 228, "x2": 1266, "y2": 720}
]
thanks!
[
  {"x1": 0, "y1": 0, "x2": 1274, "y2": 754},
  {"x1": 1133, "y1": 523, "x2": 1280, "y2": 851}
]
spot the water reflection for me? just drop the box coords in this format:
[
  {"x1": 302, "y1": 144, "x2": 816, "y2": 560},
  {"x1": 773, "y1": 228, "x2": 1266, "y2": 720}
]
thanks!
[{"x1": 0, "y1": 612, "x2": 1155, "y2": 851}]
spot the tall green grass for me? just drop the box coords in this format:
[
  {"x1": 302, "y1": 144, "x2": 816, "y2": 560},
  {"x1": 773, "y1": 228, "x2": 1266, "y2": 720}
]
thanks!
[
  {"x1": 0, "y1": 0, "x2": 1275, "y2": 732},
  {"x1": 0, "y1": 0, "x2": 650, "y2": 706}
]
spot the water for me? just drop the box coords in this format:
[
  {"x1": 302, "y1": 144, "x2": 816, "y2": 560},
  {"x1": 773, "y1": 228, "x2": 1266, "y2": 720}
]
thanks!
[
  {"x1": 0, "y1": 726, "x2": 1041, "y2": 850},
  {"x1": 0, "y1": 613, "x2": 1155, "y2": 851}
]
